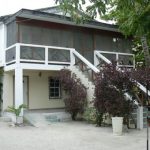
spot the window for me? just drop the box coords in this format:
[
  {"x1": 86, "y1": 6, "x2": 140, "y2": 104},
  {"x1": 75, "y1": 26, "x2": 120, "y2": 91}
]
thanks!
[{"x1": 49, "y1": 77, "x2": 61, "y2": 99}]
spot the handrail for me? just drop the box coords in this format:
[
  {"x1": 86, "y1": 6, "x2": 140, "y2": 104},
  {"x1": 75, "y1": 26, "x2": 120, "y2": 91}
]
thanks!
[
  {"x1": 95, "y1": 50, "x2": 135, "y2": 56},
  {"x1": 95, "y1": 50, "x2": 135, "y2": 68},
  {"x1": 95, "y1": 51, "x2": 111, "y2": 64},
  {"x1": 95, "y1": 52, "x2": 142, "y2": 106},
  {"x1": 72, "y1": 49, "x2": 99, "y2": 73},
  {"x1": 95, "y1": 51, "x2": 150, "y2": 96},
  {"x1": 137, "y1": 82, "x2": 150, "y2": 97}
]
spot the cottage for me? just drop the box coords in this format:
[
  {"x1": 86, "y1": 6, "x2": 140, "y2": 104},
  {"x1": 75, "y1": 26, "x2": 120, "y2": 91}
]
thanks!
[{"x1": 0, "y1": 6, "x2": 143, "y2": 127}]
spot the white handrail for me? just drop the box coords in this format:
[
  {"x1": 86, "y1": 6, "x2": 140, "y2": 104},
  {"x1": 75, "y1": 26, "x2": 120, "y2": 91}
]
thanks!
[
  {"x1": 95, "y1": 51, "x2": 150, "y2": 106},
  {"x1": 72, "y1": 49, "x2": 99, "y2": 73},
  {"x1": 95, "y1": 51, "x2": 111, "y2": 64},
  {"x1": 95, "y1": 50, "x2": 135, "y2": 56},
  {"x1": 137, "y1": 82, "x2": 150, "y2": 96}
]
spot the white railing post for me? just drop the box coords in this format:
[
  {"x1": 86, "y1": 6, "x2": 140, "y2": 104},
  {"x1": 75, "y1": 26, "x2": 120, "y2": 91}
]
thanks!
[
  {"x1": 16, "y1": 43, "x2": 20, "y2": 64},
  {"x1": 70, "y1": 49, "x2": 75, "y2": 66},
  {"x1": 45, "y1": 46, "x2": 48, "y2": 65},
  {"x1": 94, "y1": 51, "x2": 100, "y2": 67},
  {"x1": 116, "y1": 53, "x2": 119, "y2": 66},
  {"x1": 137, "y1": 106, "x2": 143, "y2": 129}
]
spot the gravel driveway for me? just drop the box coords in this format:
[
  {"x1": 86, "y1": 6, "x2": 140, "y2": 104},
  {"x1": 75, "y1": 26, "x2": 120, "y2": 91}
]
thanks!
[{"x1": 0, "y1": 121, "x2": 148, "y2": 150}]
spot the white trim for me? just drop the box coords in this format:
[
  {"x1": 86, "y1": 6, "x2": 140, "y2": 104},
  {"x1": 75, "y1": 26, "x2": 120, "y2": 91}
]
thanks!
[
  {"x1": 5, "y1": 44, "x2": 17, "y2": 51},
  {"x1": 4, "y1": 63, "x2": 66, "y2": 71},
  {"x1": 118, "y1": 65, "x2": 134, "y2": 68},
  {"x1": 48, "y1": 61, "x2": 71, "y2": 65},
  {"x1": 6, "y1": 60, "x2": 16, "y2": 65},
  {"x1": 18, "y1": 43, "x2": 73, "y2": 51},
  {"x1": 20, "y1": 59, "x2": 45, "y2": 63},
  {"x1": 95, "y1": 50, "x2": 134, "y2": 56}
]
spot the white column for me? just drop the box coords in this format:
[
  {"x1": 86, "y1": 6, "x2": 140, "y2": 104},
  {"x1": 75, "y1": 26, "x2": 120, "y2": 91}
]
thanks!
[
  {"x1": 137, "y1": 106, "x2": 143, "y2": 129},
  {"x1": 15, "y1": 66, "x2": 23, "y2": 116}
]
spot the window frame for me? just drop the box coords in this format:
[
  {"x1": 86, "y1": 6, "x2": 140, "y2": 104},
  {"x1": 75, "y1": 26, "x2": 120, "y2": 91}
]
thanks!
[{"x1": 48, "y1": 77, "x2": 61, "y2": 99}]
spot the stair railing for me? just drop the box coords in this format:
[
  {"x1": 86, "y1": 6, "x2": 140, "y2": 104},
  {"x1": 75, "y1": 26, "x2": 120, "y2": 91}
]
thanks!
[
  {"x1": 95, "y1": 50, "x2": 150, "y2": 98},
  {"x1": 71, "y1": 49, "x2": 99, "y2": 81}
]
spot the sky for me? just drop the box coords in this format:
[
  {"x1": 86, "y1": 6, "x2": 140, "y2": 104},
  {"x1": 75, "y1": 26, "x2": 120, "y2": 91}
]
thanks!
[
  {"x1": 0, "y1": 0, "x2": 112, "y2": 24},
  {"x1": 0, "y1": 0, "x2": 56, "y2": 16}
]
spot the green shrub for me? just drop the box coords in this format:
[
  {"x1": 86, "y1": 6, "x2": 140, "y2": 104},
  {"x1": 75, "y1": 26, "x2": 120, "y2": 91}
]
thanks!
[{"x1": 83, "y1": 107, "x2": 97, "y2": 123}]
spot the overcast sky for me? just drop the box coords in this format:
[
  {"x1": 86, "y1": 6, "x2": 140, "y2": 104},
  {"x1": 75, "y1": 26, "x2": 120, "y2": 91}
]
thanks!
[{"x1": 0, "y1": 0, "x2": 56, "y2": 16}]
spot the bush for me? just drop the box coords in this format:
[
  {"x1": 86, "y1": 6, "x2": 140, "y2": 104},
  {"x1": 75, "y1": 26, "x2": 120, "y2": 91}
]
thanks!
[
  {"x1": 83, "y1": 107, "x2": 97, "y2": 123},
  {"x1": 59, "y1": 69, "x2": 87, "y2": 120},
  {"x1": 94, "y1": 64, "x2": 136, "y2": 126}
]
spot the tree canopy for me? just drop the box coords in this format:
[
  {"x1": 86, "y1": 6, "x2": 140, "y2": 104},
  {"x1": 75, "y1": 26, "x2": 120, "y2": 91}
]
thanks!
[
  {"x1": 56, "y1": 0, "x2": 150, "y2": 37},
  {"x1": 56, "y1": 0, "x2": 150, "y2": 65}
]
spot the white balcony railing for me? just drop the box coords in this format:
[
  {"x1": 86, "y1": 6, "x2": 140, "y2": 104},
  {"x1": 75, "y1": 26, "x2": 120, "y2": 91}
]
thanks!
[
  {"x1": 5, "y1": 43, "x2": 72, "y2": 66},
  {"x1": 5, "y1": 43, "x2": 99, "y2": 81},
  {"x1": 94, "y1": 50, "x2": 135, "y2": 68}
]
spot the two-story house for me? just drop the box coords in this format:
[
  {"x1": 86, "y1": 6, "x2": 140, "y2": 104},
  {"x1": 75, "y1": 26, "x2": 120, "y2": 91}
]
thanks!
[{"x1": 0, "y1": 6, "x2": 144, "y2": 127}]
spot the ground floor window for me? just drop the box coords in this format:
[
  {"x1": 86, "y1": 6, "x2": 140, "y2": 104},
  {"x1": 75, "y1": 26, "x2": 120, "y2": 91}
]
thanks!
[{"x1": 49, "y1": 77, "x2": 61, "y2": 99}]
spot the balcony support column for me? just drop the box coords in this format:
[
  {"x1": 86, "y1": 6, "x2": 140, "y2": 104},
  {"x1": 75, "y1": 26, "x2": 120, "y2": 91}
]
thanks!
[{"x1": 14, "y1": 66, "x2": 23, "y2": 116}]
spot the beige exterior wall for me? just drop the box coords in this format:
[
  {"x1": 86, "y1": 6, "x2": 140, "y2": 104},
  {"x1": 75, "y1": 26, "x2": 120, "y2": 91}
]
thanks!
[
  {"x1": 3, "y1": 72, "x2": 14, "y2": 110},
  {"x1": 24, "y1": 70, "x2": 65, "y2": 109},
  {"x1": 2, "y1": 70, "x2": 65, "y2": 110}
]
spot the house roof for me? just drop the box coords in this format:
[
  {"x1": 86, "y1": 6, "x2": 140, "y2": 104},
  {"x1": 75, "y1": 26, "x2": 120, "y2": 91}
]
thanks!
[{"x1": 0, "y1": 6, "x2": 119, "y2": 33}]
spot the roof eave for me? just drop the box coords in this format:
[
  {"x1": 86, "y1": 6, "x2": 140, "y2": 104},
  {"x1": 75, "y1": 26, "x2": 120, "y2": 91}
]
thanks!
[{"x1": 4, "y1": 9, "x2": 119, "y2": 33}]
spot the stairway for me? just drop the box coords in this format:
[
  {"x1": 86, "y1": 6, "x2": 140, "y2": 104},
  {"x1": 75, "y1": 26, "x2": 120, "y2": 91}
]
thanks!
[{"x1": 69, "y1": 65, "x2": 95, "y2": 104}]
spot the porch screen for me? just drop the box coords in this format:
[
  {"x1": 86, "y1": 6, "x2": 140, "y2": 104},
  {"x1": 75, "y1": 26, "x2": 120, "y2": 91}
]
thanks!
[
  {"x1": 48, "y1": 48, "x2": 70, "y2": 62},
  {"x1": 20, "y1": 46, "x2": 45, "y2": 60},
  {"x1": 49, "y1": 77, "x2": 61, "y2": 99}
]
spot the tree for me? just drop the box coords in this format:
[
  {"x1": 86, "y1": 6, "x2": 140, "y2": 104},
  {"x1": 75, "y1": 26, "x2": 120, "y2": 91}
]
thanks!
[{"x1": 56, "y1": 0, "x2": 150, "y2": 66}]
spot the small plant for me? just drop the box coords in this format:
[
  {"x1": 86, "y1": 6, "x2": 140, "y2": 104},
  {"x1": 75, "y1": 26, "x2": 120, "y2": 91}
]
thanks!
[
  {"x1": 59, "y1": 69, "x2": 87, "y2": 120},
  {"x1": 7, "y1": 104, "x2": 27, "y2": 124},
  {"x1": 83, "y1": 107, "x2": 97, "y2": 123}
]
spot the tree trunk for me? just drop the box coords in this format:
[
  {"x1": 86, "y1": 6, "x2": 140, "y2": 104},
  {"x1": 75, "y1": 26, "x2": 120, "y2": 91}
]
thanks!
[{"x1": 141, "y1": 36, "x2": 150, "y2": 67}]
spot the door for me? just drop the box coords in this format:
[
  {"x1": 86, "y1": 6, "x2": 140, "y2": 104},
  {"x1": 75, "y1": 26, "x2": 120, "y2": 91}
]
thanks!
[{"x1": 23, "y1": 76, "x2": 28, "y2": 107}]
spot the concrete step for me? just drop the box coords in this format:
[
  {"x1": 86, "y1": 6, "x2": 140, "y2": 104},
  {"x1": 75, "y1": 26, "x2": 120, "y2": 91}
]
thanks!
[
  {"x1": 24, "y1": 111, "x2": 71, "y2": 127},
  {"x1": 0, "y1": 116, "x2": 11, "y2": 122}
]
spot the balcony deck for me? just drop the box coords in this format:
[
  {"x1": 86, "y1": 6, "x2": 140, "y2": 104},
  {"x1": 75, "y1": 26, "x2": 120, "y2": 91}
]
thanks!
[{"x1": 4, "y1": 43, "x2": 74, "y2": 71}]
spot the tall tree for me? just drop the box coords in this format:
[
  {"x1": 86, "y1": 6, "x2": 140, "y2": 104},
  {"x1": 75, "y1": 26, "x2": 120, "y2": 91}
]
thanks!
[{"x1": 56, "y1": 0, "x2": 150, "y2": 66}]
